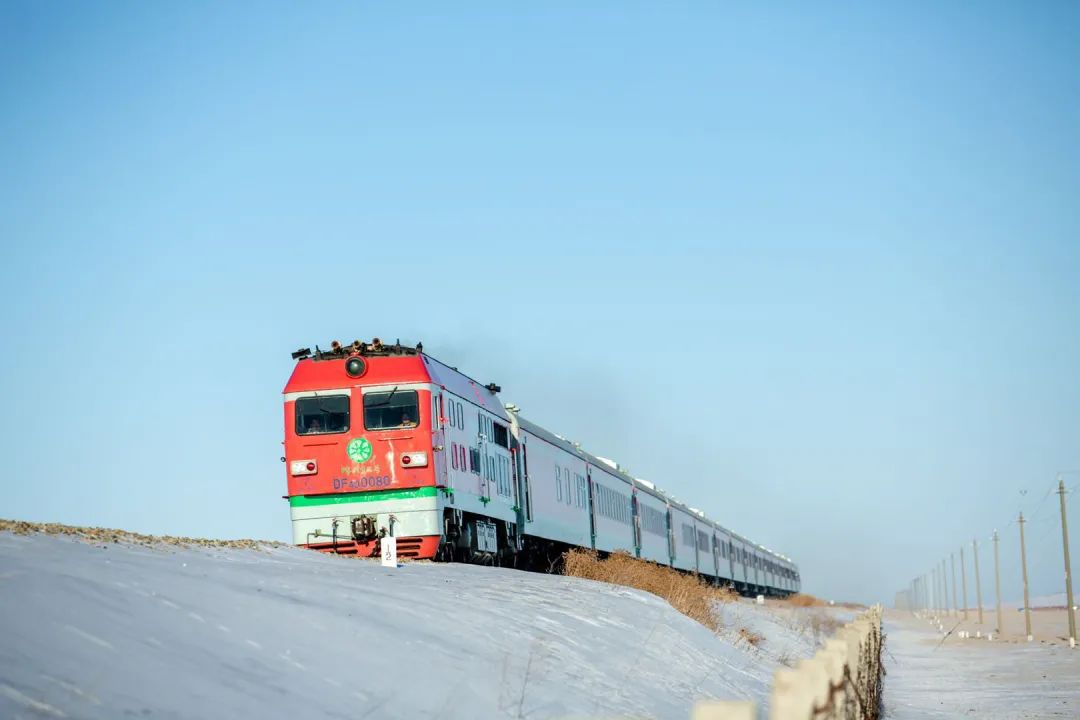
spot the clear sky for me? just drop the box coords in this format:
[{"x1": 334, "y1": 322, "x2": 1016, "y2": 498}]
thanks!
[{"x1": 2, "y1": 2, "x2": 1078, "y2": 605}]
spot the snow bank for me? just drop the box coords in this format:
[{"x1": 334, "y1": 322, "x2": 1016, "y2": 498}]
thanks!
[{"x1": 0, "y1": 531, "x2": 823, "y2": 719}]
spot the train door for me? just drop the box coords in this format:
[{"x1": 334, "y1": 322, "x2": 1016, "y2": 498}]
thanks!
[
  {"x1": 431, "y1": 391, "x2": 449, "y2": 494},
  {"x1": 586, "y1": 470, "x2": 597, "y2": 549},
  {"x1": 730, "y1": 539, "x2": 738, "y2": 587},
  {"x1": 666, "y1": 508, "x2": 675, "y2": 565},
  {"x1": 712, "y1": 534, "x2": 721, "y2": 583},
  {"x1": 518, "y1": 439, "x2": 533, "y2": 522},
  {"x1": 477, "y1": 415, "x2": 491, "y2": 501},
  {"x1": 631, "y1": 492, "x2": 642, "y2": 557}
]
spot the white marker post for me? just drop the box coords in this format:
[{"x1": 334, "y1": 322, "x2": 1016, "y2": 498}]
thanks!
[{"x1": 381, "y1": 537, "x2": 397, "y2": 568}]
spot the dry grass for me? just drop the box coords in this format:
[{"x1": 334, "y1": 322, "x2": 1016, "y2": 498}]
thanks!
[
  {"x1": 784, "y1": 593, "x2": 827, "y2": 607},
  {"x1": 803, "y1": 611, "x2": 844, "y2": 642},
  {"x1": 738, "y1": 627, "x2": 764, "y2": 646},
  {"x1": 562, "y1": 549, "x2": 736, "y2": 632},
  {"x1": 834, "y1": 601, "x2": 868, "y2": 610},
  {"x1": 0, "y1": 519, "x2": 280, "y2": 551}
]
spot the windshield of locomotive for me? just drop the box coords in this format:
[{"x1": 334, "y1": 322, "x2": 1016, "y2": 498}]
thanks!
[
  {"x1": 295, "y1": 395, "x2": 350, "y2": 435},
  {"x1": 364, "y1": 389, "x2": 420, "y2": 430}
]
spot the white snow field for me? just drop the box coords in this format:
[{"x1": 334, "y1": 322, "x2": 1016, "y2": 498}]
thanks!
[
  {"x1": 883, "y1": 613, "x2": 1080, "y2": 719},
  {"x1": 0, "y1": 531, "x2": 826, "y2": 720}
]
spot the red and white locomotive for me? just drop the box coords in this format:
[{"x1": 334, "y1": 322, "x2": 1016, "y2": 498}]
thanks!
[{"x1": 282, "y1": 338, "x2": 800, "y2": 596}]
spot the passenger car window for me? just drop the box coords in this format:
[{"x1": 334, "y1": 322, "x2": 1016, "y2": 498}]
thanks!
[
  {"x1": 295, "y1": 395, "x2": 349, "y2": 435},
  {"x1": 363, "y1": 389, "x2": 420, "y2": 430}
]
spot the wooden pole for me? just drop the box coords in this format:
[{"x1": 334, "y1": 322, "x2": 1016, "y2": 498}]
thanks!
[
  {"x1": 993, "y1": 530, "x2": 1003, "y2": 634},
  {"x1": 1019, "y1": 512, "x2": 1032, "y2": 640},
  {"x1": 950, "y1": 552, "x2": 958, "y2": 615},
  {"x1": 942, "y1": 558, "x2": 949, "y2": 616},
  {"x1": 960, "y1": 546, "x2": 969, "y2": 621},
  {"x1": 973, "y1": 538, "x2": 984, "y2": 625},
  {"x1": 1057, "y1": 477, "x2": 1076, "y2": 645}
]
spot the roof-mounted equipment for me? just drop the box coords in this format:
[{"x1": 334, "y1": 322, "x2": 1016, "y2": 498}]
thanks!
[{"x1": 298, "y1": 337, "x2": 423, "y2": 362}]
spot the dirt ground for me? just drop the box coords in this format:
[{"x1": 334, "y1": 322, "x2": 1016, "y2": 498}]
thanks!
[{"x1": 919, "y1": 604, "x2": 1078, "y2": 645}]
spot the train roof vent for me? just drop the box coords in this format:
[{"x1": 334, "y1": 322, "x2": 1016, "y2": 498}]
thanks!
[{"x1": 596, "y1": 456, "x2": 619, "y2": 470}]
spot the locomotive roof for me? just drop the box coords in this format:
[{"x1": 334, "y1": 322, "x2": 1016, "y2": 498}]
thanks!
[
  {"x1": 283, "y1": 341, "x2": 509, "y2": 422},
  {"x1": 422, "y1": 354, "x2": 510, "y2": 422}
]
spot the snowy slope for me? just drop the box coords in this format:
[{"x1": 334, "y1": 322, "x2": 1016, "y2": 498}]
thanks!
[{"x1": 0, "y1": 531, "x2": 823, "y2": 719}]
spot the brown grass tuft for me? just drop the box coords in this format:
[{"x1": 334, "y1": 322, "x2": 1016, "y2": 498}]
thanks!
[
  {"x1": 738, "y1": 627, "x2": 764, "y2": 646},
  {"x1": 803, "y1": 611, "x2": 843, "y2": 641},
  {"x1": 562, "y1": 549, "x2": 736, "y2": 632},
  {"x1": 784, "y1": 593, "x2": 826, "y2": 607}
]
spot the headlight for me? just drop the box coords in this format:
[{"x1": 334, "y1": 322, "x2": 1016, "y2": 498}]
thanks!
[{"x1": 345, "y1": 356, "x2": 367, "y2": 377}]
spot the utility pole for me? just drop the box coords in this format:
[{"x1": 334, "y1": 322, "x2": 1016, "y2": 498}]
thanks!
[
  {"x1": 942, "y1": 558, "x2": 949, "y2": 615},
  {"x1": 932, "y1": 566, "x2": 938, "y2": 614},
  {"x1": 933, "y1": 564, "x2": 940, "y2": 613},
  {"x1": 951, "y1": 552, "x2": 958, "y2": 615},
  {"x1": 1020, "y1": 512, "x2": 1032, "y2": 640},
  {"x1": 1058, "y1": 477, "x2": 1076, "y2": 646},
  {"x1": 973, "y1": 538, "x2": 984, "y2": 625},
  {"x1": 939, "y1": 563, "x2": 945, "y2": 613},
  {"x1": 993, "y1": 530, "x2": 1003, "y2": 635},
  {"x1": 960, "y1": 545, "x2": 969, "y2": 621},
  {"x1": 934, "y1": 568, "x2": 940, "y2": 613}
]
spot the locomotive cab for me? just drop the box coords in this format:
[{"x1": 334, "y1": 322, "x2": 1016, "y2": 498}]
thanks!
[{"x1": 283, "y1": 341, "x2": 441, "y2": 558}]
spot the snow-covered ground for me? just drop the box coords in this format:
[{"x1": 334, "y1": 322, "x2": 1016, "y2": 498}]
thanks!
[
  {"x1": 883, "y1": 612, "x2": 1080, "y2": 719},
  {"x1": 0, "y1": 531, "x2": 831, "y2": 719}
]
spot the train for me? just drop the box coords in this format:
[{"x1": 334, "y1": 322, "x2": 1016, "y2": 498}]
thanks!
[{"x1": 282, "y1": 338, "x2": 800, "y2": 596}]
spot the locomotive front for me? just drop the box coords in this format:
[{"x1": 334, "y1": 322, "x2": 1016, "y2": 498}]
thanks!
[{"x1": 282, "y1": 340, "x2": 441, "y2": 559}]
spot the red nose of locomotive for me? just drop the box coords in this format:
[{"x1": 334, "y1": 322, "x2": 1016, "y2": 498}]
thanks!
[{"x1": 283, "y1": 343, "x2": 435, "y2": 498}]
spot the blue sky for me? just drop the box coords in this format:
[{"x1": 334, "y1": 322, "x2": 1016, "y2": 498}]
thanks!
[{"x1": 1, "y1": 2, "x2": 1078, "y2": 605}]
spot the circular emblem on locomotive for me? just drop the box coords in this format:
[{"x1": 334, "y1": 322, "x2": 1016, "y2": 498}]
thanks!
[{"x1": 346, "y1": 437, "x2": 373, "y2": 463}]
